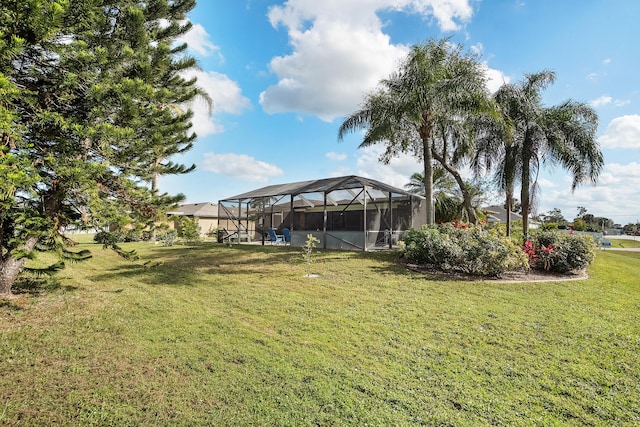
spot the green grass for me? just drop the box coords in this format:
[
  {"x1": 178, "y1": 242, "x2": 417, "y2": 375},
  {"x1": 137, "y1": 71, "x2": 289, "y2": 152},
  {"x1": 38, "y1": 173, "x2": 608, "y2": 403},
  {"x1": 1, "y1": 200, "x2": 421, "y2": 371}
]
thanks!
[
  {"x1": 607, "y1": 238, "x2": 640, "y2": 248},
  {"x1": 1, "y1": 241, "x2": 639, "y2": 425}
]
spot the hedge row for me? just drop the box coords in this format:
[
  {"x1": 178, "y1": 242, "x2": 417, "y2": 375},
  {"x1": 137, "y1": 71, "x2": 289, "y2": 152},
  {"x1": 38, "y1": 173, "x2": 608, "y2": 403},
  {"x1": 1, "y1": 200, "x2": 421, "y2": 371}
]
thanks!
[
  {"x1": 402, "y1": 224, "x2": 528, "y2": 277},
  {"x1": 402, "y1": 225, "x2": 596, "y2": 277}
]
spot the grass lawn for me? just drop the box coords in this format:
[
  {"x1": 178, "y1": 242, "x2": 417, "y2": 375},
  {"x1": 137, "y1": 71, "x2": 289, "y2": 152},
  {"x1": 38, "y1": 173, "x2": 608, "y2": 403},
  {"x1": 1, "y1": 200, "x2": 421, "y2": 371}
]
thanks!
[
  {"x1": 607, "y1": 238, "x2": 640, "y2": 248},
  {"x1": 1, "y1": 239, "x2": 639, "y2": 425}
]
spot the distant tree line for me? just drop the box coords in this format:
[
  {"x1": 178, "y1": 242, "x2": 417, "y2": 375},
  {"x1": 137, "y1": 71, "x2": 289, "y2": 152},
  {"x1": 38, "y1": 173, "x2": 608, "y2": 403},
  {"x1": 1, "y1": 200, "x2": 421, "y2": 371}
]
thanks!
[{"x1": 539, "y1": 206, "x2": 635, "y2": 234}]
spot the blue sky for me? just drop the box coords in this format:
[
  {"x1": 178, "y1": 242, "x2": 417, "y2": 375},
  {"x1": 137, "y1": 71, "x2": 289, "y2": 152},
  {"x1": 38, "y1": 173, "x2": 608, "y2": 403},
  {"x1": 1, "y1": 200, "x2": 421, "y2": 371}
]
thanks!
[{"x1": 159, "y1": 0, "x2": 640, "y2": 225}]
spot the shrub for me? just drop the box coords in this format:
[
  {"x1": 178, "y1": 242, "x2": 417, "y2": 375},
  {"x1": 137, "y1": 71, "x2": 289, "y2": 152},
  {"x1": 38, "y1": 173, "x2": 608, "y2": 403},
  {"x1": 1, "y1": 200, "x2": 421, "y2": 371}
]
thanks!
[
  {"x1": 157, "y1": 230, "x2": 177, "y2": 247},
  {"x1": 526, "y1": 231, "x2": 596, "y2": 273},
  {"x1": 402, "y1": 224, "x2": 528, "y2": 277},
  {"x1": 302, "y1": 234, "x2": 321, "y2": 277},
  {"x1": 206, "y1": 226, "x2": 218, "y2": 239},
  {"x1": 177, "y1": 216, "x2": 200, "y2": 243},
  {"x1": 93, "y1": 231, "x2": 123, "y2": 247},
  {"x1": 123, "y1": 228, "x2": 143, "y2": 242},
  {"x1": 402, "y1": 227, "x2": 459, "y2": 270},
  {"x1": 552, "y1": 234, "x2": 596, "y2": 272}
]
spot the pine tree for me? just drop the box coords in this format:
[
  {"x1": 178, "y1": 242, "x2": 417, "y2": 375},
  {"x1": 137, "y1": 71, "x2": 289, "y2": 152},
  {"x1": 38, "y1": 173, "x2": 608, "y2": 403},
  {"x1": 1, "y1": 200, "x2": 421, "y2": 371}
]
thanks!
[{"x1": 0, "y1": 0, "x2": 205, "y2": 294}]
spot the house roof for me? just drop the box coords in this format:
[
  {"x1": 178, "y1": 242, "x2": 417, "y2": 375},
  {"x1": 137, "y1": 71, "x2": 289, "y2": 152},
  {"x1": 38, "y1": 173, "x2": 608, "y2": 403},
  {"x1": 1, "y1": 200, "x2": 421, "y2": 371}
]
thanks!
[
  {"x1": 219, "y1": 175, "x2": 422, "y2": 202},
  {"x1": 167, "y1": 202, "x2": 218, "y2": 218},
  {"x1": 483, "y1": 205, "x2": 523, "y2": 224}
]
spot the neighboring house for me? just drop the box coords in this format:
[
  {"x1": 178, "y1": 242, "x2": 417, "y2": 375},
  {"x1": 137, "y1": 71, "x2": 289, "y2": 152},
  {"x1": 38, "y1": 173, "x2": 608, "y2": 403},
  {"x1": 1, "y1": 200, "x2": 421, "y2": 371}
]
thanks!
[
  {"x1": 483, "y1": 205, "x2": 539, "y2": 229},
  {"x1": 166, "y1": 202, "x2": 219, "y2": 237}
]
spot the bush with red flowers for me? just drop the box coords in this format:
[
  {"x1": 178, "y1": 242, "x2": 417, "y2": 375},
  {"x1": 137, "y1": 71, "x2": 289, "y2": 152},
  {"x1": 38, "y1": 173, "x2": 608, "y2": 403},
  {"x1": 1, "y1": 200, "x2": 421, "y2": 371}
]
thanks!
[
  {"x1": 525, "y1": 230, "x2": 596, "y2": 273},
  {"x1": 402, "y1": 225, "x2": 596, "y2": 277}
]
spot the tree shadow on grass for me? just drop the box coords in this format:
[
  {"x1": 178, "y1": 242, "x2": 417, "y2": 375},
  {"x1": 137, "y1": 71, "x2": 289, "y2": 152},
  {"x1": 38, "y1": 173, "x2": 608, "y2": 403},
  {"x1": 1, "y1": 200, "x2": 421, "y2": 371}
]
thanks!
[
  {"x1": 90, "y1": 243, "x2": 415, "y2": 287},
  {"x1": 12, "y1": 277, "x2": 78, "y2": 296},
  {"x1": 0, "y1": 298, "x2": 24, "y2": 312},
  {"x1": 88, "y1": 245, "x2": 297, "y2": 286},
  {"x1": 89, "y1": 263, "x2": 196, "y2": 287}
]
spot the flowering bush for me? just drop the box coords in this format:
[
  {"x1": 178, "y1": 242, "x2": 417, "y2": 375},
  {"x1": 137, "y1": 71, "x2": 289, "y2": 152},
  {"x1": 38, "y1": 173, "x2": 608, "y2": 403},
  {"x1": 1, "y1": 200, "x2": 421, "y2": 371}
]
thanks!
[
  {"x1": 538, "y1": 244, "x2": 555, "y2": 271},
  {"x1": 402, "y1": 226, "x2": 596, "y2": 277},
  {"x1": 402, "y1": 224, "x2": 528, "y2": 277},
  {"x1": 522, "y1": 240, "x2": 537, "y2": 266},
  {"x1": 525, "y1": 231, "x2": 596, "y2": 273}
]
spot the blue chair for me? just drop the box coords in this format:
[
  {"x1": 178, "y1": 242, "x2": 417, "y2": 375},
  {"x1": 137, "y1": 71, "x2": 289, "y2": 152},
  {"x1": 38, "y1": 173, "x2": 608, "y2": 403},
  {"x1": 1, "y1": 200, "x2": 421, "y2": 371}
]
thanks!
[
  {"x1": 268, "y1": 227, "x2": 282, "y2": 245},
  {"x1": 282, "y1": 228, "x2": 291, "y2": 245}
]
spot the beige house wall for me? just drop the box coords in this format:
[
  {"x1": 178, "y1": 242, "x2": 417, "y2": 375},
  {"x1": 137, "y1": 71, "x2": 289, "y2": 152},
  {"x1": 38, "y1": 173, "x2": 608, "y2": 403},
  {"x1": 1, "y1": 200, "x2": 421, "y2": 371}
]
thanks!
[
  {"x1": 412, "y1": 199, "x2": 428, "y2": 229},
  {"x1": 168, "y1": 216, "x2": 218, "y2": 238},
  {"x1": 198, "y1": 218, "x2": 218, "y2": 237}
]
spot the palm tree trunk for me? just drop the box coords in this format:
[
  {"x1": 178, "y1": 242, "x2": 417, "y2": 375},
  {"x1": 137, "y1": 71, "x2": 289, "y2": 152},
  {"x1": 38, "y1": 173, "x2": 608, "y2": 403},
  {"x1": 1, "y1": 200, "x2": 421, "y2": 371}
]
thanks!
[
  {"x1": 422, "y1": 140, "x2": 434, "y2": 225},
  {"x1": 521, "y1": 155, "x2": 531, "y2": 242},
  {"x1": 420, "y1": 120, "x2": 435, "y2": 225},
  {"x1": 505, "y1": 192, "x2": 512, "y2": 237}
]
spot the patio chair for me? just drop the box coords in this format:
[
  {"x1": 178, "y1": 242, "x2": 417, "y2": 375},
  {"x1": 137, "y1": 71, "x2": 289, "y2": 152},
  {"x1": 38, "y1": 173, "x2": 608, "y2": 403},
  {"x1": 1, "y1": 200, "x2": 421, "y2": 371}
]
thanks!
[
  {"x1": 282, "y1": 228, "x2": 291, "y2": 245},
  {"x1": 220, "y1": 228, "x2": 236, "y2": 243},
  {"x1": 268, "y1": 227, "x2": 282, "y2": 245}
]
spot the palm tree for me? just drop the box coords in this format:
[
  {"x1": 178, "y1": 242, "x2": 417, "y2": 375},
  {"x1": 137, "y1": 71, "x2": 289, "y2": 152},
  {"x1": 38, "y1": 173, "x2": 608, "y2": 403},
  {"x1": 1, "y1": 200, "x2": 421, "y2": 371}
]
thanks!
[
  {"x1": 431, "y1": 119, "x2": 489, "y2": 224},
  {"x1": 475, "y1": 71, "x2": 603, "y2": 239},
  {"x1": 455, "y1": 180, "x2": 488, "y2": 223},
  {"x1": 338, "y1": 39, "x2": 490, "y2": 225},
  {"x1": 472, "y1": 110, "x2": 519, "y2": 235},
  {"x1": 406, "y1": 167, "x2": 459, "y2": 223}
]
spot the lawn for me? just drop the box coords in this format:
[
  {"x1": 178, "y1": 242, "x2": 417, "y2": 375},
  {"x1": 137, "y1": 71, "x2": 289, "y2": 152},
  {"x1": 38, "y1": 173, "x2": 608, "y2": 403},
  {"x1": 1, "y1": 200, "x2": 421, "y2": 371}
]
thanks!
[
  {"x1": 1, "y1": 239, "x2": 639, "y2": 425},
  {"x1": 607, "y1": 237, "x2": 640, "y2": 248}
]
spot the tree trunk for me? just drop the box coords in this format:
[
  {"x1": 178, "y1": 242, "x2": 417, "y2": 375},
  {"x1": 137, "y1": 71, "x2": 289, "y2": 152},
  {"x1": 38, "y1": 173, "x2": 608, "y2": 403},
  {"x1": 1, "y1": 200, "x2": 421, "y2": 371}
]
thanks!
[
  {"x1": 150, "y1": 164, "x2": 160, "y2": 242},
  {"x1": 420, "y1": 117, "x2": 435, "y2": 225},
  {"x1": 422, "y1": 140, "x2": 434, "y2": 225},
  {"x1": 521, "y1": 156, "x2": 530, "y2": 242},
  {"x1": 0, "y1": 236, "x2": 39, "y2": 295},
  {"x1": 431, "y1": 150, "x2": 477, "y2": 224},
  {"x1": 505, "y1": 192, "x2": 512, "y2": 237}
]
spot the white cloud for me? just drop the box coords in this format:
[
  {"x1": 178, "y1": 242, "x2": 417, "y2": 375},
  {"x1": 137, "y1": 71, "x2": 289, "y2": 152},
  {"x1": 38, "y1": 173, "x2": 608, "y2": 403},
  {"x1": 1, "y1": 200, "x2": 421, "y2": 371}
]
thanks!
[
  {"x1": 355, "y1": 145, "x2": 422, "y2": 189},
  {"x1": 590, "y1": 95, "x2": 630, "y2": 108},
  {"x1": 470, "y1": 43, "x2": 510, "y2": 93},
  {"x1": 586, "y1": 72, "x2": 599, "y2": 81},
  {"x1": 406, "y1": 0, "x2": 474, "y2": 31},
  {"x1": 201, "y1": 152, "x2": 284, "y2": 182},
  {"x1": 193, "y1": 70, "x2": 252, "y2": 115},
  {"x1": 536, "y1": 178, "x2": 557, "y2": 188},
  {"x1": 260, "y1": 0, "x2": 474, "y2": 121},
  {"x1": 181, "y1": 70, "x2": 252, "y2": 137},
  {"x1": 590, "y1": 95, "x2": 612, "y2": 107},
  {"x1": 598, "y1": 115, "x2": 640, "y2": 149},
  {"x1": 536, "y1": 163, "x2": 640, "y2": 224},
  {"x1": 606, "y1": 162, "x2": 640, "y2": 177},
  {"x1": 170, "y1": 24, "x2": 252, "y2": 137},
  {"x1": 178, "y1": 23, "x2": 220, "y2": 58},
  {"x1": 603, "y1": 58, "x2": 611, "y2": 65},
  {"x1": 470, "y1": 42, "x2": 483, "y2": 56},
  {"x1": 482, "y1": 63, "x2": 510, "y2": 93},
  {"x1": 330, "y1": 166, "x2": 354, "y2": 177},
  {"x1": 326, "y1": 151, "x2": 348, "y2": 161}
]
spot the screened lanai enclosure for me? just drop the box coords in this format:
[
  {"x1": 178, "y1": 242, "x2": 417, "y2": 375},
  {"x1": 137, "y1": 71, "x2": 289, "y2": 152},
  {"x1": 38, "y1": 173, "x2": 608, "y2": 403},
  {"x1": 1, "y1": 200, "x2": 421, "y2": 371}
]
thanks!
[{"x1": 218, "y1": 175, "x2": 426, "y2": 251}]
